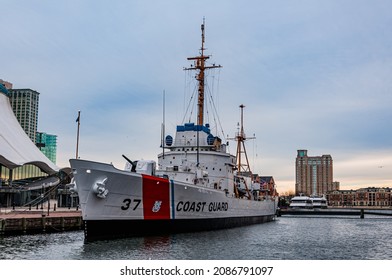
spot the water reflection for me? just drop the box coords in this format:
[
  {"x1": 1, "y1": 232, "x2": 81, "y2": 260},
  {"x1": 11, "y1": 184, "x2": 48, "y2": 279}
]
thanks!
[{"x1": 1, "y1": 217, "x2": 392, "y2": 260}]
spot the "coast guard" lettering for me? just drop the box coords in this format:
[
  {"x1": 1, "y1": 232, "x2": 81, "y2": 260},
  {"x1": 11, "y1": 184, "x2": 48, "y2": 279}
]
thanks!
[{"x1": 176, "y1": 201, "x2": 228, "y2": 212}]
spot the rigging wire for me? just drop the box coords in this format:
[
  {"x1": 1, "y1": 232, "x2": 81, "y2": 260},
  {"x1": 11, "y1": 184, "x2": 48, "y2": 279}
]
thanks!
[
  {"x1": 204, "y1": 70, "x2": 227, "y2": 142},
  {"x1": 182, "y1": 71, "x2": 198, "y2": 124},
  {"x1": 181, "y1": 60, "x2": 226, "y2": 143}
]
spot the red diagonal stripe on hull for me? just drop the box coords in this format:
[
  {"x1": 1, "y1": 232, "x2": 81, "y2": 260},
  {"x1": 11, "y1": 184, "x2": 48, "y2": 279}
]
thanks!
[{"x1": 142, "y1": 174, "x2": 170, "y2": 220}]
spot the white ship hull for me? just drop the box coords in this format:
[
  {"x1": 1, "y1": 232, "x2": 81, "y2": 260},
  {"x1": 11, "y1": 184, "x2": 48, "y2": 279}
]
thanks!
[{"x1": 70, "y1": 159, "x2": 277, "y2": 241}]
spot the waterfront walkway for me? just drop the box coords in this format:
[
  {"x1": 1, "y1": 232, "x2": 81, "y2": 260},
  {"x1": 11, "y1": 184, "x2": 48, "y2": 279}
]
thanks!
[{"x1": 0, "y1": 198, "x2": 80, "y2": 216}]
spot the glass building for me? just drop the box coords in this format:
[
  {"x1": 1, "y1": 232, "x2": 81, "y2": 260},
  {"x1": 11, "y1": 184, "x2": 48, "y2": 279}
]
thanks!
[{"x1": 36, "y1": 132, "x2": 57, "y2": 164}]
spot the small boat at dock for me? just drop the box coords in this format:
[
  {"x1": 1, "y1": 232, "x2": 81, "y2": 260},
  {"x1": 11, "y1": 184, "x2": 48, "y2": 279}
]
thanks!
[{"x1": 289, "y1": 195, "x2": 327, "y2": 209}]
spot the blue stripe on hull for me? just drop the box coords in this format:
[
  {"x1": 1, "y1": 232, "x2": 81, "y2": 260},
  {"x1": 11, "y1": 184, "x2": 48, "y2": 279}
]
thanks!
[
  {"x1": 83, "y1": 215, "x2": 275, "y2": 242},
  {"x1": 170, "y1": 180, "x2": 175, "y2": 219}
]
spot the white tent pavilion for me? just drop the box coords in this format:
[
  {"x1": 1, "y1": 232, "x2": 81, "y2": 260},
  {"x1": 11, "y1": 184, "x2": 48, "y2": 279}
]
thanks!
[{"x1": 0, "y1": 89, "x2": 59, "y2": 175}]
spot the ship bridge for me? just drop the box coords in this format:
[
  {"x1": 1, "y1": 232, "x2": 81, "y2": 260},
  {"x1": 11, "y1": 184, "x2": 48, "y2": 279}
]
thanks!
[{"x1": 164, "y1": 122, "x2": 226, "y2": 153}]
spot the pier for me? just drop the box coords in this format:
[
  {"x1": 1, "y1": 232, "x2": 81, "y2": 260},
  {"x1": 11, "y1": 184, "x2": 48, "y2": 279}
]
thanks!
[
  {"x1": 278, "y1": 207, "x2": 392, "y2": 218},
  {"x1": 0, "y1": 208, "x2": 83, "y2": 236}
]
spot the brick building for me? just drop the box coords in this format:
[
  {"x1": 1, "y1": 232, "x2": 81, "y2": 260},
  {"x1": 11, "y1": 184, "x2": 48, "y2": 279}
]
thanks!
[
  {"x1": 295, "y1": 149, "x2": 338, "y2": 196},
  {"x1": 326, "y1": 187, "x2": 392, "y2": 207}
]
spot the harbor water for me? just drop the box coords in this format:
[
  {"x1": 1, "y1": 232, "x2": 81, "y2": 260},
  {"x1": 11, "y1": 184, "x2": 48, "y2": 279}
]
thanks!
[{"x1": 1, "y1": 216, "x2": 392, "y2": 260}]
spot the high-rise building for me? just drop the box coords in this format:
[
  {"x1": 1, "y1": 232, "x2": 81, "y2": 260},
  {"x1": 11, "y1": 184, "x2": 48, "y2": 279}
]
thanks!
[
  {"x1": 36, "y1": 132, "x2": 57, "y2": 164},
  {"x1": 0, "y1": 79, "x2": 13, "y2": 90},
  {"x1": 8, "y1": 88, "x2": 40, "y2": 143},
  {"x1": 295, "y1": 149, "x2": 336, "y2": 196}
]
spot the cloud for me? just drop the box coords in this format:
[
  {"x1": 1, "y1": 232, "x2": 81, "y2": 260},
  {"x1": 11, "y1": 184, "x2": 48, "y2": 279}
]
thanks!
[{"x1": 334, "y1": 150, "x2": 392, "y2": 188}]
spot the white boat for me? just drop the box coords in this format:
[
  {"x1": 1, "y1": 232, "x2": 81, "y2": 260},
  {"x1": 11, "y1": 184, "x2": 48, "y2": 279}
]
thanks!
[
  {"x1": 289, "y1": 195, "x2": 328, "y2": 209},
  {"x1": 310, "y1": 196, "x2": 328, "y2": 209},
  {"x1": 69, "y1": 21, "x2": 278, "y2": 241},
  {"x1": 289, "y1": 196, "x2": 313, "y2": 209}
]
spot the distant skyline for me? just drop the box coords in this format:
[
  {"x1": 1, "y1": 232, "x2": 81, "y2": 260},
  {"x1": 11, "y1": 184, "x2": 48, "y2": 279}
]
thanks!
[{"x1": 1, "y1": 0, "x2": 391, "y2": 194}]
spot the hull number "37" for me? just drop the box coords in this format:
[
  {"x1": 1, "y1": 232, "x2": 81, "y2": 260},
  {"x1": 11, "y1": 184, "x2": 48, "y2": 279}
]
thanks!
[{"x1": 121, "y1": 198, "x2": 141, "y2": 210}]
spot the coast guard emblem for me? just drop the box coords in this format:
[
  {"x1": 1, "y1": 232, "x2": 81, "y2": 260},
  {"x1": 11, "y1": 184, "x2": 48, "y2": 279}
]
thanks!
[{"x1": 152, "y1": 200, "x2": 162, "y2": 212}]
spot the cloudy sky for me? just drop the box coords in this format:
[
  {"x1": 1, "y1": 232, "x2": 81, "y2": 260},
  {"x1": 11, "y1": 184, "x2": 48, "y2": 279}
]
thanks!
[{"x1": 1, "y1": 0, "x2": 391, "y2": 194}]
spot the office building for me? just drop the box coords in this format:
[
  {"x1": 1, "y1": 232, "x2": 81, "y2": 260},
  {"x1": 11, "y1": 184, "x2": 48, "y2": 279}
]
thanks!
[
  {"x1": 295, "y1": 149, "x2": 336, "y2": 196},
  {"x1": 8, "y1": 88, "x2": 40, "y2": 143},
  {"x1": 36, "y1": 132, "x2": 57, "y2": 164}
]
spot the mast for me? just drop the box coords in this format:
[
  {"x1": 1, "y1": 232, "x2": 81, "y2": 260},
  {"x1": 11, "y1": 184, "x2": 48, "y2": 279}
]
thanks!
[
  {"x1": 229, "y1": 104, "x2": 255, "y2": 198},
  {"x1": 184, "y1": 18, "x2": 222, "y2": 126},
  {"x1": 235, "y1": 104, "x2": 254, "y2": 176}
]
